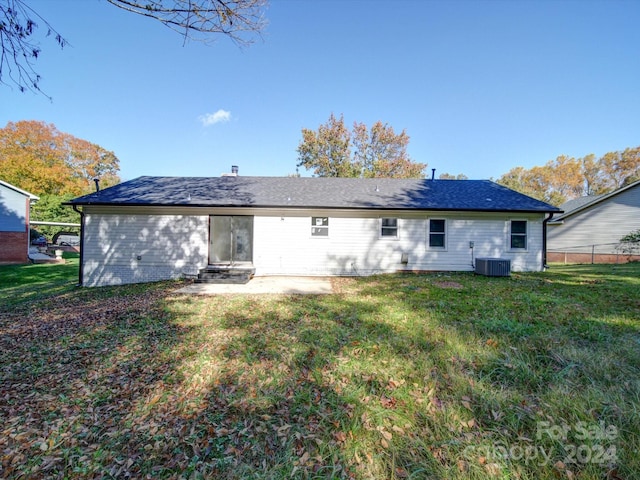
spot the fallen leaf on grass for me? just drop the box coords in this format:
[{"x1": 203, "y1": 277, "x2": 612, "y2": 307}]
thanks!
[
  {"x1": 380, "y1": 395, "x2": 397, "y2": 409},
  {"x1": 391, "y1": 425, "x2": 405, "y2": 434},
  {"x1": 388, "y1": 378, "x2": 399, "y2": 389},
  {"x1": 484, "y1": 463, "x2": 501, "y2": 476},
  {"x1": 457, "y1": 459, "x2": 469, "y2": 472},
  {"x1": 298, "y1": 451, "x2": 310, "y2": 465},
  {"x1": 333, "y1": 431, "x2": 347, "y2": 443},
  {"x1": 428, "y1": 396, "x2": 443, "y2": 412},
  {"x1": 395, "y1": 467, "x2": 408, "y2": 477}
]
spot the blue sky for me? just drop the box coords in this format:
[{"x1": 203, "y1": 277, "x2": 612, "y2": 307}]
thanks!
[{"x1": 1, "y1": 0, "x2": 639, "y2": 182}]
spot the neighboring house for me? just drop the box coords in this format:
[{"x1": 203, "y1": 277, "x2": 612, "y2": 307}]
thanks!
[
  {"x1": 66, "y1": 175, "x2": 560, "y2": 287},
  {"x1": 0, "y1": 180, "x2": 39, "y2": 264},
  {"x1": 547, "y1": 179, "x2": 640, "y2": 263}
]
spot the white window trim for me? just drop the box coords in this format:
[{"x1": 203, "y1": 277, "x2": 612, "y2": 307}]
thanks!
[
  {"x1": 379, "y1": 217, "x2": 400, "y2": 240},
  {"x1": 509, "y1": 219, "x2": 528, "y2": 251},
  {"x1": 428, "y1": 218, "x2": 447, "y2": 250}
]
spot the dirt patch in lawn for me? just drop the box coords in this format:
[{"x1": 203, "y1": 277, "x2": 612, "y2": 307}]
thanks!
[{"x1": 433, "y1": 280, "x2": 464, "y2": 289}]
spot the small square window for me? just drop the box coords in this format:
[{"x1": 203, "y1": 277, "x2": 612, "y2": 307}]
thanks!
[
  {"x1": 429, "y1": 219, "x2": 446, "y2": 248},
  {"x1": 510, "y1": 220, "x2": 527, "y2": 249},
  {"x1": 311, "y1": 217, "x2": 329, "y2": 236},
  {"x1": 381, "y1": 218, "x2": 398, "y2": 237}
]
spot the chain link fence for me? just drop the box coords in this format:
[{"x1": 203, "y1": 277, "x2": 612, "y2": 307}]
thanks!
[{"x1": 548, "y1": 242, "x2": 640, "y2": 264}]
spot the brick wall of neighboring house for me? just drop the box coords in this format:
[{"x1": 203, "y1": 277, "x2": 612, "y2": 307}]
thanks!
[
  {"x1": 548, "y1": 252, "x2": 640, "y2": 264},
  {"x1": 0, "y1": 231, "x2": 29, "y2": 263}
]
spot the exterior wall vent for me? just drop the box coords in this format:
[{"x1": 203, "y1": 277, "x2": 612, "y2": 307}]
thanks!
[{"x1": 475, "y1": 258, "x2": 511, "y2": 277}]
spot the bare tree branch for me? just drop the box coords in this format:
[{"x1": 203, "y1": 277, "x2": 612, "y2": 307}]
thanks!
[
  {"x1": 106, "y1": 0, "x2": 268, "y2": 47},
  {"x1": 0, "y1": 0, "x2": 267, "y2": 97},
  {"x1": 0, "y1": 0, "x2": 67, "y2": 97}
]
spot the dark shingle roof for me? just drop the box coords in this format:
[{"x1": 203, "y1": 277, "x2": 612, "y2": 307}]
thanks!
[
  {"x1": 550, "y1": 179, "x2": 640, "y2": 221},
  {"x1": 68, "y1": 176, "x2": 561, "y2": 213},
  {"x1": 558, "y1": 195, "x2": 604, "y2": 215}
]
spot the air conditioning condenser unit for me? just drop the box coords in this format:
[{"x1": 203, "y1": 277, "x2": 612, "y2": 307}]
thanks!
[{"x1": 475, "y1": 258, "x2": 511, "y2": 277}]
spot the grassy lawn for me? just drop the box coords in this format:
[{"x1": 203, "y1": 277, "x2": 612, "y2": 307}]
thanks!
[
  {"x1": 1, "y1": 262, "x2": 638, "y2": 479},
  {"x1": 0, "y1": 252, "x2": 81, "y2": 307}
]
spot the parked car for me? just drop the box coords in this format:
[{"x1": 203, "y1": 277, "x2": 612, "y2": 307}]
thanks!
[
  {"x1": 53, "y1": 232, "x2": 80, "y2": 246},
  {"x1": 31, "y1": 235, "x2": 47, "y2": 246}
]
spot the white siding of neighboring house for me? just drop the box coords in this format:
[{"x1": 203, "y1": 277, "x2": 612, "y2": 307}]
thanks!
[
  {"x1": 547, "y1": 184, "x2": 640, "y2": 254},
  {"x1": 80, "y1": 207, "x2": 546, "y2": 286}
]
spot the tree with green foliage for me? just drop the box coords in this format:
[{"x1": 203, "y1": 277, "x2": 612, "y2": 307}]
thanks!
[
  {"x1": 618, "y1": 228, "x2": 640, "y2": 259},
  {"x1": 297, "y1": 113, "x2": 426, "y2": 178},
  {"x1": 30, "y1": 193, "x2": 80, "y2": 240}
]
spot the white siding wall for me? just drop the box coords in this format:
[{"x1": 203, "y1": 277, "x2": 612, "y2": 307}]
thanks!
[
  {"x1": 253, "y1": 212, "x2": 544, "y2": 276},
  {"x1": 548, "y1": 185, "x2": 640, "y2": 254},
  {"x1": 83, "y1": 213, "x2": 208, "y2": 286},
  {"x1": 81, "y1": 208, "x2": 545, "y2": 286}
]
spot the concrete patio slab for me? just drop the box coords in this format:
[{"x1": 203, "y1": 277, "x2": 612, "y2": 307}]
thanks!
[
  {"x1": 28, "y1": 246, "x2": 65, "y2": 264},
  {"x1": 176, "y1": 276, "x2": 334, "y2": 295}
]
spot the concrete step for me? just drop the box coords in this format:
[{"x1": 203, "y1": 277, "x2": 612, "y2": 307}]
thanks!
[
  {"x1": 195, "y1": 273, "x2": 252, "y2": 284},
  {"x1": 195, "y1": 265, "x2": 255, "y2": 284}
]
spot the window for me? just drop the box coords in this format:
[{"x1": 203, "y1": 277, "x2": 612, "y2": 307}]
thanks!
[
  {"x1": 510, "y1": 220, "x2": 527, "y2": 249},
  {"x1": 311, "y1": 217, "x2": 329, "y2": 237},
  {"x1": 429, "y1": 219, "x2": 446, "y2": 248},
  {"x1": 381, "y1": 218, "x2": 398, "y2": 238}
]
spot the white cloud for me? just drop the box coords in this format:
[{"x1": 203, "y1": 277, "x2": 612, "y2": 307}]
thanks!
[{"x1": 198, "y1": 109, "x2": 231, "y2": 126}]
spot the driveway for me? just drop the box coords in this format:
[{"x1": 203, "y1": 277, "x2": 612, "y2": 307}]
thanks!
[{"x1": 176, "y1": 276, "x2": 334, "y2": 295}]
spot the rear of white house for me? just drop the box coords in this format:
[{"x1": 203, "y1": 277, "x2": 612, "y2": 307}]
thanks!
[{"x1": 68, "y1": 176, "x2": 560, "y2": 287}]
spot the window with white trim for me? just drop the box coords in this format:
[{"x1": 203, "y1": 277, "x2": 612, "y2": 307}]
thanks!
[
  {"x1": 510, "y1": 220, "x2": 527, "y2": 249},
  {"x1": 429, "y1": 219, "x2": 446, "y2": 248},
  {"x1": 311, "y1": 217, "x2": 329, "y2": 237},
  {"x1": 380, "y1": 217, "x2": 398, "y2": 238}
]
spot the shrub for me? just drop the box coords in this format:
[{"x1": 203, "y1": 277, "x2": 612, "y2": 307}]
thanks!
[{"x1": 618, "y1": 229, "x2": 640, "y2": 258}]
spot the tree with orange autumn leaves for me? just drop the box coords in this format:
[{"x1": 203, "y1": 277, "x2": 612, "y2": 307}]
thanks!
[
  {"x1": 297, "y1": 113, "x2": 426, "y2": 178},
  {"x1": 497, "y1": 147, "x2": 640, "y2": 206},
  {"x1": 0, "y1": 120, "x2": 120, "y2": 196},
  {"x1": 1, "y1": 120, "x2": 120, "y2": 238}
]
